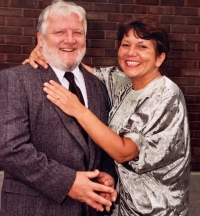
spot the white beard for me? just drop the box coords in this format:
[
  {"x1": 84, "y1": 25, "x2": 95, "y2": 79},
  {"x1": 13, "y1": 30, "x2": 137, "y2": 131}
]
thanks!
[{"x1": 42, "y1": 40, "x2": 86, "y2": 71}]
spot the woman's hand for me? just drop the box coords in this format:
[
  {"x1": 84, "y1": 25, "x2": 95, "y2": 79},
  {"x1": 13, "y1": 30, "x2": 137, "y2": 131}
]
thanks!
[
  {"x1": 43, "y1": 81, "x2": 139, "y2": 164},
  {"x1": 43, "y1": 80, "x2": 86, "y2": 118},
  {"x1": 22, "y1": 44, "x2": 48, "y2": 69}
]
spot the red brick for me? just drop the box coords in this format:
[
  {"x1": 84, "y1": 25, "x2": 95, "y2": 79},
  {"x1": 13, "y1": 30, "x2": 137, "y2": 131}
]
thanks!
[
  {"x1": 85, "y1": 48, "x2": 105, "y2": 57},
  {"x1": 186, "y1": 0, "x2": 200, "y2": 7},
  {"x1": 175, "y1": 7, "x2": 198, "y2": 16},
  {"x1": 109, "y1": 0, "x2": 133, "y2": 3},
  {"x1": 161, "y1": 16, "x2": 185, "y2": 24},
  {"x1": 6, "y1": 36, "x2": 33, "y2": 45},
  {"x1": 191, "y1": 164, "x2": 200, "y2": 171},
  {"x1": 105, "y1": 49, "x2": 118, "y2": 58},
  {"x1": 160, "y1": 0, "x2": 184, "y2": 6},
  {"x1": 0, "y1": 17, "x2": 5, "y2": 25},
  {"x1": 184, "y1": 52, "x2": 200, "y2": 60},
  {"x1": 187, "y1": 105, "x2": 200, "y2": 113},
  {"x1": 191, "y1": 155, "x2": 200, "y2": 163},
  {"x1": 186, "y1": 96, "x2": 197, "y2": 104},
  {"x1": 148, "y1": 6, "x2": 172, "y2": 14},
  {"x1": 24, "y1": 9, "x2": 41, "y2": 18},
  {"x1": 171, "y1": 77, "x2": 196, "y2": 86},
  {"x1": 186, "y1": 113, "x2": 200, "y2": 121},
  {"x1": 161, "y1": 69, "x2": 182, "y2": 78},
  {"x1": 105, "y1": 31, "x2": 117, "y2": 40},
  {"x1": 89, "y1": 39, "x2": 115, "y2": 48},
  {"x1": 0, "y1": 54, "x2": 6, "y2": 62},
  {"x1": 107, "y1": 13, "x2": 133, "y2": 22},
  {"x1": 88, "y1": 21, "x2": 117, "y2": 31},
  {"x1": 186, "y1": 87, "x2": 200, "y2": 95},
  {"x1": 183, "y1": 70, "x2": 200, "y2": 77},
  {"x1": 122, "y1": 5, "x2": 147, "y2": 13},
  {"x1": 11, "y1": 0, "x2": 38, "y2": 8},
  {"x1": 171, "y1": 60, "x2": 196, "y2": 69},
  {"x1": 87, "y1": 13, "x2": 105, "y2": 21},
  {"x1": 168, "y1": 33, "x2": 184, "y2": 42},
  {"x1": 0, "y1": 45, "x2": 21, "y2": 54},
  {"x1": 23, "y1": 45, "x2": 37, "y2": 54},
  {"x1": 92, "y1": 57, "x2": 118, "y2": 67},
  {"x1": 168, "y1": 51, "x2": 184, "y2": 60},
  {"x1": 7, "y1": 54, "x2": 29, "y2": 63},
  {"x1": 7, "y1": 17, "x2": 36, "y2": 27},
  {"x1": 93, "y1": 3, "x2": 120, "y2": 13},
  {"x1": 190, "y1": 121, "x2": 200, "y2": 130},
  {"x1": 135, "y1": 0, "x2": 159, "y2": 5},
  {"x1": 23, "y1": 28, "x2": 37, "y2": 36},
  {"x1": 0, "y1": 63, "x2": 9, "y2": 70},
  {"x1": 0, "y1": 0, "x2": 9, "y2": 6},
  {"x1": 74, "y1": 3, "x2": 92, "y2": 12},
  {"x1": 0, "y1": 8, "x2": 21, "y2": 17},
  {"x1": 171, "y1": 24, "x2": 196, "y2": 34},
  {"x1": 80, "y1": 0, "x2": 107, "y2": 2},
  {"x1": 0, "y1": 27, "x2": 21, "y2": 36},
  {"x1": 187, "y1": 17, "x2": 200, "y2": 25},
  {"x1": 186, "y1": 34, "x2": 200, "y2": 43},
  {"x1": 38, "y1": 0, "x2": 53, "y2": 9},
  {"x1": 191, "y1": 130, "x2": 200, "y2": 139},
  {"x1": 0, "y1": 36, "x2": 5, "y2": 44},
  {"x1": 195, "y1": 78, "x2": 200, "y2": 86},
  {"x1": 87, "y1": 31, "x2": 105, "y2": 39},
  {"x1": 161, "y1": 60, "x2": 170, "y2": 68},
  {"x1": 170, "y1": 42, "x2": 195, "y2": 51},
  {"x1": 82, "y1": 56, "x2": 91, "y2": 66}
]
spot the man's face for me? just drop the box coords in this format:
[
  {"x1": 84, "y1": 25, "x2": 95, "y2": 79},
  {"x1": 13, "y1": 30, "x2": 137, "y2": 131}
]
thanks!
[{"x1": 37, "y1": 13, "x2": 86, "y2": 71}]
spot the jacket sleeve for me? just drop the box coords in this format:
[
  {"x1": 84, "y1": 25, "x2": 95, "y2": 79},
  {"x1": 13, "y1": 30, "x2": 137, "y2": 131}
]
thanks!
[{"x1": 0, "y1": 68, "x2": 76, "y2": 204}]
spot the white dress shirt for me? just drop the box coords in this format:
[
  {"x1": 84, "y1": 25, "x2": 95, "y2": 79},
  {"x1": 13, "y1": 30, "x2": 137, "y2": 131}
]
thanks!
[{"x1": 50, "y1": 64, "x2": 88, "y2": 107}]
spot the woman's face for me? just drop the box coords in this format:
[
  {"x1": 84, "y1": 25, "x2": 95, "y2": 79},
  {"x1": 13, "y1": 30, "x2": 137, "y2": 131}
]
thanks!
[{"x1": 118, "y1": 29, "x2": 165, "y2": 82}]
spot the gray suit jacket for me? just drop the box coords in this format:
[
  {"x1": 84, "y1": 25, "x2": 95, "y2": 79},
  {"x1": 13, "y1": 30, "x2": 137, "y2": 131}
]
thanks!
[{"x1": 0, "y1": 64, "x2": 116, "y2": 216}]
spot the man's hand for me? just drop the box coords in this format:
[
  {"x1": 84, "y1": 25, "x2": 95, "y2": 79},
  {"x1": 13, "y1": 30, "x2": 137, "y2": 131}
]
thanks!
[
  {"x1": 68, "y1": 170, "x2": 114, "y2": 212},
  {"x1": 97, "y1": 171, "x2": 117, "y2": 212},
  {"x1": 22, "y1": 44, "x2": 48, "y2": 69}
]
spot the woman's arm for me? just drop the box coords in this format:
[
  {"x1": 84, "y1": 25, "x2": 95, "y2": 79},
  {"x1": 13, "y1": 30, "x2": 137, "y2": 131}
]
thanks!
[{"x1": 43, "y1": 80, "x2": 139, "y2": 163}]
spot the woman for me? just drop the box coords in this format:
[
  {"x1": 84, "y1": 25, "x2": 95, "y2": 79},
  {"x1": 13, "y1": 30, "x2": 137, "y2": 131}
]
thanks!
[{"x1": 26, "y1": 17, "x2": 190, "y2": 216}]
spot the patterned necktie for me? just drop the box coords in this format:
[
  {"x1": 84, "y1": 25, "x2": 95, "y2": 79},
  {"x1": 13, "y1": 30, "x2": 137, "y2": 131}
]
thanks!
[{"x1": 64, "y1": 72, "x2": 87, "y2": 142}]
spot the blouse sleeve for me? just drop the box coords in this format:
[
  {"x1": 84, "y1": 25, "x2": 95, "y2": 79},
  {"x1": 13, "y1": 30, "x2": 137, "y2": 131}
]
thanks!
[
  {"x1": 118, "y1": 78, "x2": 190, "y2": 174},
  {"x1": 94, "y1": 67, "x2": 131, "y2": 106}
]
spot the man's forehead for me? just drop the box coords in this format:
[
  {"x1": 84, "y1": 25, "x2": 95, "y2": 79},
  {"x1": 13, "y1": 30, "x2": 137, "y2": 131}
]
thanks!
[{"x1": 47, "y1": 12, "x2": 81, "y2": 22}]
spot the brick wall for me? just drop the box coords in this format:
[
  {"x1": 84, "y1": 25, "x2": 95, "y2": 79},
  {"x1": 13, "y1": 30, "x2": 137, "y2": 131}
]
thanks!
[{"x1": 0, "y1": 0, "x2": 200, "y2": 171}]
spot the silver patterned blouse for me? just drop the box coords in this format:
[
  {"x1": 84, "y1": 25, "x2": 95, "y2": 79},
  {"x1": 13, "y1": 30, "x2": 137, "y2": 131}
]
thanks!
[{"x1": 94, "y1": 67, "x2": 190, "y2": 216}]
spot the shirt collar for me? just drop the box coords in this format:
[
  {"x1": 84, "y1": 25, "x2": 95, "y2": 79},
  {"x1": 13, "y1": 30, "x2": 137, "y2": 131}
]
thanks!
[{"x1": 49, "y1": 64, "x2": 83, "y2": 84}]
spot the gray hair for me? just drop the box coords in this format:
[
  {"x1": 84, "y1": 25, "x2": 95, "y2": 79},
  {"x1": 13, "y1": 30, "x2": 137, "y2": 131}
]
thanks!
[{"x1": 37, "y1": 1, "x2": 87, "y2": 35}]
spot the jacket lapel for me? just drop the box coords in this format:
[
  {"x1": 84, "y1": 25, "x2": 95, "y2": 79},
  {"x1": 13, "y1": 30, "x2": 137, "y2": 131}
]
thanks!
[
  {"x1": 39, "y1": 66, "x2": 90, "y2": 164},
  {"x1": 80, "y1": 65, "x2": 100, "y2": 170}
]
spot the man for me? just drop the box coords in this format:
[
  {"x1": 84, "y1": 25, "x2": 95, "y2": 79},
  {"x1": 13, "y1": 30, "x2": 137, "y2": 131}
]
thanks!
[{"x1": 0, "y1": 1, "x2": 116, "y2": 215}]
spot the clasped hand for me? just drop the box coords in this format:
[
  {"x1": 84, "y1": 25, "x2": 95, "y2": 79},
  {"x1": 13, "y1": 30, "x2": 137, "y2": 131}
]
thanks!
[{"x1": 68, "y1": 170, "x2": 117, "y2": 212}]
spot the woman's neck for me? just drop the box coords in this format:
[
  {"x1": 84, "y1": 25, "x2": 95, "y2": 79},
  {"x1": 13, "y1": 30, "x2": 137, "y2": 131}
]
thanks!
[{"x1": 131, "y1": 72, "x2": 162, "y2": 90}]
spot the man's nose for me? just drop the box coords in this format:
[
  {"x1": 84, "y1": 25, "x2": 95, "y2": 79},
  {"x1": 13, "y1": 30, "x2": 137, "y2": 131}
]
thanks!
[{"x1": 63, "y1": 32, "x2": 75, "y2": 44}]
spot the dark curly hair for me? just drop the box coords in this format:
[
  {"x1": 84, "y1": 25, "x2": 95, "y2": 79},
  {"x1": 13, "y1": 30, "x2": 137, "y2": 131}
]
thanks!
[{"x1": 117, "y1": 17, "x2": 170, "y2": 57}]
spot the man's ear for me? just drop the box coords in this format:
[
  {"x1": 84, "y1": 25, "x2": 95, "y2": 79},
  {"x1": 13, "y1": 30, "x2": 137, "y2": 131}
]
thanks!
[{"x1": 37, "y1": 32, "x2": 43, "y2": 48}]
